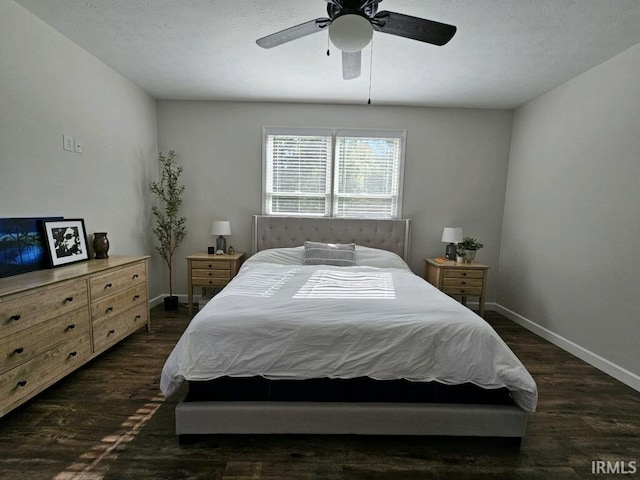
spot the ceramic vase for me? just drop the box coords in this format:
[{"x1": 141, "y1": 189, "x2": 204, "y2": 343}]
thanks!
[{"x1": 93, "y1": 232, "x2": 110, "y2": 259}]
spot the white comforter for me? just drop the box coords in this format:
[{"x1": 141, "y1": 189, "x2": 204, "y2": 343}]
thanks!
[{"x1": 160, "y1": 258, "x2": 537, "y2": 412}]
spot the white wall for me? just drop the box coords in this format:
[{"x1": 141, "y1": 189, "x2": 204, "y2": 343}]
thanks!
[
  {"x1": 0, "y1": 2, "x2": 161, "y2": 296},
  {"x1": 499, "y1": 43, "x2": 640, "y2": 387},
  {"x1": 157, "y1": 101, "x2": 513, "y2": 297}
]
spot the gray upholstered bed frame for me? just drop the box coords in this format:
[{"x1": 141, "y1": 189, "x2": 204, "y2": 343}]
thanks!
[{"x1": 175, "y1": 216, "x2": 528, "y2": 443}]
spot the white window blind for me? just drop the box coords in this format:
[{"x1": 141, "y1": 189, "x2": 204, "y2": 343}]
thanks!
[
  {"x1": 263, "y1": 127, "x2": 405, "y2": 218},
  {"x1": 334, "y1": 133, "x2": 402, "y2": 218},
  {"x1": 264, "y1": 132, "x2": 332, "y2": 216}
]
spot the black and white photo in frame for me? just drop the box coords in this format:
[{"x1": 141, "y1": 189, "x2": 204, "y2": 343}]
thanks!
[{"x1": 43, "y1": 219, "x2": 89, "y2": 267}]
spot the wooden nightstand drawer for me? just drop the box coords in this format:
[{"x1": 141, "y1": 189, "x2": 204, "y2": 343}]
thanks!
[
  {"x1": 442, "y1": 269, "x2": 484, "y2": 279},
  {"x1": 443, "y1": 285, "x2": 484, "y2": 296},
  {"x1": 192, "y1": 277, "x2": 230, "y2": 287},
  {"x1": 443, "y1": 277, "x2": 483, "y2": 287},
  {"x1": 191, "y1": 260, "x2": 231, "y2": 271},
  {"x1": 192, "y1": 269, "x2": 231, "y2": 280}
]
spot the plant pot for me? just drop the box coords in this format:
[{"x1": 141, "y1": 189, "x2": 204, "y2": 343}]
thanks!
[
  {"x1": 463, "y1": 250, "x2": 477, "y2": 263},
  {"x1": 164, "y1": 295, "x2": 179, "y2": 311}
]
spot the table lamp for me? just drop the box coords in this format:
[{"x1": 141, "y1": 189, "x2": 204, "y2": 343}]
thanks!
[
  {"x1": 211, "y1": 221, "x2": 231, "y2": 254},
  {"x1": 441, "y1": 227, "x2": 463, "y2": 260}
]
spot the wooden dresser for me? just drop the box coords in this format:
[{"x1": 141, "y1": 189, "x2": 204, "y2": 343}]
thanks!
[
  {"x1": 186, "y1": 252, "x2": 245, "y2": 316},
  {"x1": 424, "y1": 258, "x2": 490, "y2": 318},
  {"x1": 0, "y1": 255, "x2": 149, "y2": 417}
]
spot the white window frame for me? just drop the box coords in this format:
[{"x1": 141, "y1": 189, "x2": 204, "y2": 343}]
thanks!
[{"x1": 262, "y1": 126, "x2": 405, "y2": 219}]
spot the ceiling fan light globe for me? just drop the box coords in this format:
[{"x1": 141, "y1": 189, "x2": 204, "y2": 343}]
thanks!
[{"x1": 329, "y1": 14, "x2": 373, "y2": 52}]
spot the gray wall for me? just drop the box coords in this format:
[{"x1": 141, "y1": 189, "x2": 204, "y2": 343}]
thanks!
[
  {"x1": 156, "y1": 101, "x2": 513, "y2": 298},
  {"x1": 498, "y1": 43, "x2": 640, "y2": 387},
  {"x1": 0, "y1": 1, "x2": 161, "y2": 296}
]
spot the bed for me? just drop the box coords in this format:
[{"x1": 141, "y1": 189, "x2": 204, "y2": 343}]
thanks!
[{"x1": 161, "y1": 216, "x2": 537, "y2": 443}]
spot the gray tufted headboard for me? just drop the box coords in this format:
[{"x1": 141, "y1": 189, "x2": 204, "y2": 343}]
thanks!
[{"x1": 252, "y1": 216, "x2": 411, "y2": 261}]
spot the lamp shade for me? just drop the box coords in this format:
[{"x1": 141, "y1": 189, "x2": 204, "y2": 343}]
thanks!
[
  {"x1": 441, "y1": 227, "x2": 463, "y2": 243},
  {"x1": 211, "y1": 221, "x2": 231, "y2": 236},
  {"x1": 329, "y1": 14, "x2": 373, "y2": 52}
]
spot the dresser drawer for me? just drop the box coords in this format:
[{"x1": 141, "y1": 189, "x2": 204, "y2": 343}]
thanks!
[
  {"x1": 0, "y1": 280, "x2": 88, "y2": 339},
  {"x1": 0, "y1": 333, "x2": 91, "y2": 415},
  {"x1": 89, "y1": 262, "x2": 146, "y2": 301},
  {"x1": 443, "y1": 277, "x2": 484, "y2": 288},
  {"x1": 91, "y1": 282, "x2": 147, "y2": 326},
  {"x1": 0, "y1": 308, "x2": 89, "y2": 373},
  {"x1": 93, "y1": 304, "x2": 148, "y2": 353}
]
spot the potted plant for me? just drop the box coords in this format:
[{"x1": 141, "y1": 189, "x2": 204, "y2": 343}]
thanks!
[
  {"x1": 149, "y1": 150, "x2": 187, "y2": 310},
  {"x1": 457, "y1": 236, "x2": 483, "y2": 263}
]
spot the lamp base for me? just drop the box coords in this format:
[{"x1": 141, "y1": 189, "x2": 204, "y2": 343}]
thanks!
[
  {"x1": 216, "y1": 236, "x2": 227, "y2": 254},
  {"x1": 445, "y1": 243, "x2": 457, "y2": 261}
]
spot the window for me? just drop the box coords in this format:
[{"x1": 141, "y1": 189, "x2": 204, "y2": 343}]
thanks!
[{"x1": 263, "y1": 127, "x2": 405, "y2": 218}]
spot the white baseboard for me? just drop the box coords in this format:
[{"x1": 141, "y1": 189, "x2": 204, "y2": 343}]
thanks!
[{"x1": 495, "y1": 304, "x2": 640, "y2": 392}]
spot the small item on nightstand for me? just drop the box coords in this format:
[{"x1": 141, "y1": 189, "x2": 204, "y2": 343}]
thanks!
[
  {"x1": 93, "y1": 232, "x2": 109, "y2": 259},
  {"x1": 228, "y1": 246, "x2": 235, "y2": 255},
  {"x1": 207, "y1": 246, "x2": 215, "y2": 254},
  {"x1": 215, "y1": 250, "x2": 224, "y2": 255}
]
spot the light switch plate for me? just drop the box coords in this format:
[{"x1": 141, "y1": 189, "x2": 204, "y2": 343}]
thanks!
[
  {"x1": 74, "y1": 138, "x2": 82, "y2": 153},
  {"x1": 63, "y1": 134, "x2": 74, "y2": 152}
]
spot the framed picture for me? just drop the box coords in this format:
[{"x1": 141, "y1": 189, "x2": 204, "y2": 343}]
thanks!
[
  {"x1": 0, "y1": 216, "x2": 64, "y2": 277},
  {"x1": 43, "y1": 219, "x2": 89, "y2": 267}
]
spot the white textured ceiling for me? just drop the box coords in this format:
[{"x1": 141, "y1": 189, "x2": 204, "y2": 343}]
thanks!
[{"x1": 14, "y1": 0, "x2": 640, "y2": 108}]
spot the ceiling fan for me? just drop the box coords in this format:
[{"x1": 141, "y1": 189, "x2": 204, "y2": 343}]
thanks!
[{"x1": 256, "y1": 0, "x2": 457, "y2": 80}]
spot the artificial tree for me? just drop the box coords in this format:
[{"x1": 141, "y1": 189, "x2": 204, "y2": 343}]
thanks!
[{"x1": 149, "y1": 150, "x2": 187, "y2": 310}]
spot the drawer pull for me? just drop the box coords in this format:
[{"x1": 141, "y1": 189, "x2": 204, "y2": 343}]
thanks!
[
  {"x1": 65, "y1": 296, "x2": 74, "y2": 302},
  {"x1": 461, "y1": 281, "x2": 467, "y2": 285},
  {"x1": 17, "y1": 380, "x2": 27, "y2": 388},
  {"x1": 108, "y1": 329, "x2": 115, "y2": 335},
  {"x1": 67, "y1": 324, "x2": 76, "y2": 330},
  {"x1": 106, "y1": 306, "x2": 114, "y2": 312},
  {"x1": 106, "y1": 283, "x2": 113, "y2": 288},
  {"x1": 135, "y1": 315, "x2": 141, "y2": 321},
  {"x1": 462, "y1": 273, "x2": 467, "y2": 277},
  {"x1": 14, "y1": 347, "x2": 24, "y2": 354},
  {"x1": 10, "y1": 314, "x2": 21, "y2": 321},
  {"x1": 133, "y1": 294, "x2": 140, "y2": 300},
  {"x1": 132, "y1": 274, "x2": 139, "y2": 279},
  {"x1": 208, "y1": 264, "x2": 213, "y2": 268},
  {"x1": 461, "y1": 289, "x2": 466, "y2": 293},
  {"x1": 69, "y1": 351, "x2": 77, "y2": 357}
]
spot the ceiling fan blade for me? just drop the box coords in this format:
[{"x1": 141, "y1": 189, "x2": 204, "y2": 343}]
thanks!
[
  {"x1": 342, "y1": 50, "x2": 361, "y2": 80},
  {"x1": 256, "y1": 18, "x2": 331, "y2": 49},
  {"x1": 373, "y1": 11, "x2": 456, "y2": 46}
]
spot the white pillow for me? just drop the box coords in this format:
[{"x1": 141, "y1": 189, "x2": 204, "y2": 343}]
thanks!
[
  {"x1": 244, "y1": 246, "x2": 304, "y2": 266},
  {"x1": 354, "y1": 245, "x2": 410, "y2": 270}
]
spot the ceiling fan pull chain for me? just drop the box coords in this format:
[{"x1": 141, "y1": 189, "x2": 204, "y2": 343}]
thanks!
[{"x1": 367, "y1": 39, "x2": 374, "y2": 104}]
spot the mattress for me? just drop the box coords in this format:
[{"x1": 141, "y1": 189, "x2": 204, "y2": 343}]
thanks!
[{"x1": 160, "y1": 246, "x2": 537, "y2": 412}]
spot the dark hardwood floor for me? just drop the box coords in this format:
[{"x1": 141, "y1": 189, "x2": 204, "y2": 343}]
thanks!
[{"x1": 1, "y1": 306, "x2": 638, "y2": 479}]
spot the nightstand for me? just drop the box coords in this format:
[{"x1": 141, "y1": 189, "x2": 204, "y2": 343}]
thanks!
[
  {"x1": 187, "y1": 252, "x2": 245, "y2": 316},
  {"x1": 424, "y1": 258, "x2": 490, "y2": 318}
]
